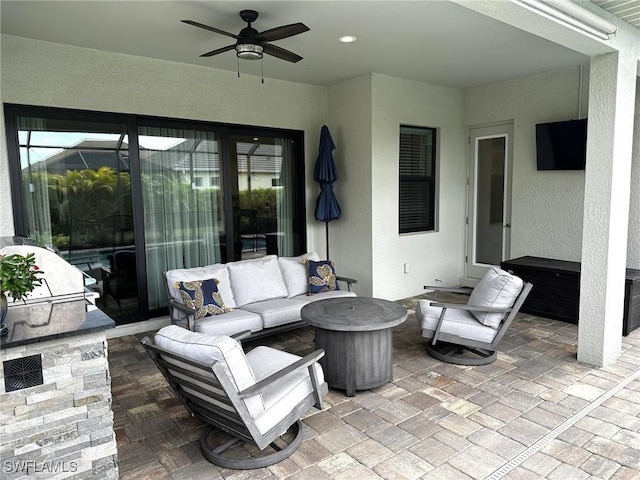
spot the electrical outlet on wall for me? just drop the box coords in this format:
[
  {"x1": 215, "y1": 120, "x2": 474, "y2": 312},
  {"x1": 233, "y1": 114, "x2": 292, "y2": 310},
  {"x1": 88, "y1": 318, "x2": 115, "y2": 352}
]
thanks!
[{"x1": 403, "y1": 263, "x2": 409, "y2": 274}]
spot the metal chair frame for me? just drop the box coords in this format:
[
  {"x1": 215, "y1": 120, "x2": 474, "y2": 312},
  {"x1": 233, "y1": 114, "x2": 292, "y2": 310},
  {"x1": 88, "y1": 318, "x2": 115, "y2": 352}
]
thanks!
[
  {"x1": 141, "y1": 331, "x2": 327, "y2": 469},
  {"x1": 421, "y1": 282, "x2": 533, "y2": 365}
]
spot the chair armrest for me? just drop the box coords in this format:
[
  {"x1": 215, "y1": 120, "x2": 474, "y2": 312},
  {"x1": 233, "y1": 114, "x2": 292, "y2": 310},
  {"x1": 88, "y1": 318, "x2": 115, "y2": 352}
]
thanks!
[
  {"x1": 168, "y1": 299, "x2": 196, "y2": 330},
  {"x1": 430, "y1": 302, "x2": 509, "y2": 346},
  {"x1": 231, "y1": 330, "x2": 252, "y2": 341},
  {"x1": 238, "y1": 349, "x2": 325, "y2": 397},
  {"x1": 168, "y1": 298, "x2": 195, "y2": 315},
  {"x1": 424, "y1": 285, "x2": 473, "y2": 295},
  {"x1": 430, "y1": 301, "x2": 512, "y2": 314},
  {"x1": 336, "y1": 275, "x2": 358, "y2": 292}
]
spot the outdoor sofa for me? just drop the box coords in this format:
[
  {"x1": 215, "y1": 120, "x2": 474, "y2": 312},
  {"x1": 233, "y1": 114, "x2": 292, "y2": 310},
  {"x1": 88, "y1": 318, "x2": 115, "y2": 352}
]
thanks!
[{"x1": 164, "y1": 252, "x2": 357, "y2": 339}]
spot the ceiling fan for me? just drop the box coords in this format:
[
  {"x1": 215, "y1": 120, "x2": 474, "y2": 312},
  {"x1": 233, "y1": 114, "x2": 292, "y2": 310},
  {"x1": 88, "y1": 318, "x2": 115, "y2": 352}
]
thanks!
[{"x1": 182, "y1": 10, "x2": 309, "y2": 63}]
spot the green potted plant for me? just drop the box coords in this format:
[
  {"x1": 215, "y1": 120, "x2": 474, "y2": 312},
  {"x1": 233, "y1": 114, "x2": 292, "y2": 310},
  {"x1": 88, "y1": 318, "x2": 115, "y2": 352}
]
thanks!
[{"x1": 0, "y1": 253, "x2": 45, "y2": 336}]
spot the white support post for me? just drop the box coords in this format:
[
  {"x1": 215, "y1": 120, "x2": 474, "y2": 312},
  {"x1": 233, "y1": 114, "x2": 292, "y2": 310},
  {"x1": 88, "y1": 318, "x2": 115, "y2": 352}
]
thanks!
[{"x1": 578, "y1": 52, "x2": 637, "y2": 367}]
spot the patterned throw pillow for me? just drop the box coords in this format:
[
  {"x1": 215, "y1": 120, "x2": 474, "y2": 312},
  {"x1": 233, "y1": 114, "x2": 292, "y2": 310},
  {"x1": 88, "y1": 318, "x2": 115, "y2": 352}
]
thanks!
[
  {"x1": 175, "y1": 278, "x2": 226, "y2": 319},
  {"x1": 308, "y1": 260, "x2": 340, "y2": 294}
]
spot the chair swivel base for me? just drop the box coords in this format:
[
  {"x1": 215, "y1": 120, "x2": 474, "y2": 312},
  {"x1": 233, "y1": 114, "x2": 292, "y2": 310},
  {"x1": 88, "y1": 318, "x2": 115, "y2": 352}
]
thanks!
[
  {"x1": 200, "y1": 420, "x2": 303, "y2": 469},
  {"x1": 426, "y1": 341, "x2": 497, "y2": 366}
]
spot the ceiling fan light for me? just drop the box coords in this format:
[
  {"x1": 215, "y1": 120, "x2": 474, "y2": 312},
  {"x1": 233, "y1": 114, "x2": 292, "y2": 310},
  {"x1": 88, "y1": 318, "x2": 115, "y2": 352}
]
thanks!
[
  {"x1": 338, "y1": 35, "x2": 357, "y2": 43},
  {"x1": 236, "y1": 44, "x2": 263, "y2": 60}
]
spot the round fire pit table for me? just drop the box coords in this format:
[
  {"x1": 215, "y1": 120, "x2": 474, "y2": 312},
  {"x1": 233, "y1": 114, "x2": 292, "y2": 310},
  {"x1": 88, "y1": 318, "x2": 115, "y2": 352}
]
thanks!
[{"x1": 301, "y1": 297, "x2": 407, "y2": 396}]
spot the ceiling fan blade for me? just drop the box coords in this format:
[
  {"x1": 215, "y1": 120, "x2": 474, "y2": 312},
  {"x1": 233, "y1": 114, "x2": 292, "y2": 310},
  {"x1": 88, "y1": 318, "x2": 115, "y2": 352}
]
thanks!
[
  {"x1": 181, "y1": 20, "x2": 238, "y2": 39},
  {"x1": 200, "y1": 44, "x2": 236, "y2": 57},
  {"x1": 256, "y1": 22, "x2": 309, "y2": 42},
  {"x1": 262, "y1": 43, "x2": 303, "y2": 63}
]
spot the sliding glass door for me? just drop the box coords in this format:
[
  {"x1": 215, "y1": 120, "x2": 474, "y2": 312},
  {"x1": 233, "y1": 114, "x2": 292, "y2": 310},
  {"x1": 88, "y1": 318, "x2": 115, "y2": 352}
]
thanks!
[
  {"x1": 14, "y1": 115, "x2": 139, "y2": 320},
  {"x1": 139, "y1": 126, "x2": 224, "y2": 311},
  {"x1": 5, "y1": 105, "x2": 306, "y2": 325},
  {"x1": 231, "y1": 135, "x2": 297, "y2": 260}
]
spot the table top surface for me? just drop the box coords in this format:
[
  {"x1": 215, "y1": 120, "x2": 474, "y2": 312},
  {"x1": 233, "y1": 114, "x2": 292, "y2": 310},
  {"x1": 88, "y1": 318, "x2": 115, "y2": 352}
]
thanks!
[
  {"x1": 501, "y1": 256, "x2": 640, "y2": 280},
  {"x1": 1, "y1": 299, "x2": 115, "y2": 350},
  {"x1": 301, "y1": 296, "x2": 407, "y2": 332}
]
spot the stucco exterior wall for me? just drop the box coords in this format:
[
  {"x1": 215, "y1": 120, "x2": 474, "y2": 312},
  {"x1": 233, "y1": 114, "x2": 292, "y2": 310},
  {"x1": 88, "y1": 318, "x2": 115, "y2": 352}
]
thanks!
[
  {"x1": 0, "y1": 35, "x2": 329, "y2": 249},
  {"x1": 628, "y1": 78, "x2": 640, "y2": 269},
  {"x1": 371, "y1": 74, "x2": 466, "y2": 299},
  {"x1": 465, "y1": 66, "x2": 589, "y2": 263},
  {"x1": 327, "y1": 74, "x2": 374, "y2": 296}
]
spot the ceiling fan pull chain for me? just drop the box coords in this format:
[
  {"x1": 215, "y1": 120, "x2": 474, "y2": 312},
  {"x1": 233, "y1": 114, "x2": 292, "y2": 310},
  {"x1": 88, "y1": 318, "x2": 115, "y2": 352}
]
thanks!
[
  {"x1": 261, "y1": 58, "x2": 264, "y2": 84},
  {"x1": 237, "y1": 56, "x2": 240, "y2": 78}
]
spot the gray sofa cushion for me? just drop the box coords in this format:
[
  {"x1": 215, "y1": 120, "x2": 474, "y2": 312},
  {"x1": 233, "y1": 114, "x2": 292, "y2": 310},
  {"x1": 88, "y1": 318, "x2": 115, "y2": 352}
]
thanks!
[
  {"x1": 194, "y1": 308, "x2": 263, "y2": 336},
  {"x1": 468, "y1": 267, "x2": 524, "y2": 328},
  {"x1": 246, "y1": 346, "x2": 324, "y2": 434},
  {"x1": 154, "y1": 325, "x2": 264, "y2": 415},
  {"x1": 240, "y1": 298, "x2": 308, "y2": 328},
  {"x1": 291, "y1": 289, "x2": 357, "y2": 303},
  {"x1": 228, "y1": 255, "x2": 288, "y2": 307},
  {"x1": 279, "y1": 252, "x2": 320, "y2": 297},
  {"x1": 415, "y1": 300, "x2": 498, "y2": 343}
]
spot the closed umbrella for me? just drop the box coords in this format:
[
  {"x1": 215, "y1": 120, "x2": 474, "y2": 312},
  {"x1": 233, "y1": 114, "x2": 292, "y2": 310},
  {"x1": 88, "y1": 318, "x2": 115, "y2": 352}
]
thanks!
[{"x1": 314, "y1": 125, "x2": 341, "y2": 260}]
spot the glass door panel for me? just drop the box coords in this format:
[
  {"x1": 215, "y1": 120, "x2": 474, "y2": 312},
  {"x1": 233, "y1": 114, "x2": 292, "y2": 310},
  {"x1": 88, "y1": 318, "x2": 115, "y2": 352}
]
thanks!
[
  {"x1": 138, "y1": 127, "x2": 224, "y2": 311},
  {"x1": 467, "y1": 124, "x2": 513, "y2": 280},
  {"x1": 230, "y1": 135, "x2": 295, "y2": 260},
  {"x1": 17, "y1": 116, "x2": 138, "y2": 320},
  {"x1": 475, "y1": 137, "x2": 506, "y2": 265}
]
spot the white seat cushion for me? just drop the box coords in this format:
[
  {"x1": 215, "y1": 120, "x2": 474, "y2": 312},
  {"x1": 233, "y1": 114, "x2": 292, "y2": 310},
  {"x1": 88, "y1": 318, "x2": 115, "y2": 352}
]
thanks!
[
  {"x1": 227, "y1": 255, "x2": 288, "y2": 307},
  {"x1": 468, "y1": 267, "x2": 524, "y2": 328},
  {"x1": 166, "y1": 264, "x2": 237, "y2": 308},
  {"x1": 291, "y1": 289, "x2": 357, "y2": 303},
  {"x1": 194, "y1": 309, "x2": 263, "y2": 336},
  {"x1": 279, "y1": 252, "x2": 320, "y2": 297},
  {"x1": 246, "y1": 346, "x2": 324, "y2": 434},
  {"x1": 154, "y1": 325, "x2": 264, "y2": 415},
  {"x1": 240, "y1": 298, "x2": 308, "y2": 328},
  {"x1": 415, "y1": 300, "x2": 498, "y2": 344}
]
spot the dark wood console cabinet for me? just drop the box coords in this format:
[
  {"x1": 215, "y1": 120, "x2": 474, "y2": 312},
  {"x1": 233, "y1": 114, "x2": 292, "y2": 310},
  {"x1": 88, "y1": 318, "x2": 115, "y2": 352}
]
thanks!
[{"x1": 500, "y1": 256, "x2": 640, "y2": 336}]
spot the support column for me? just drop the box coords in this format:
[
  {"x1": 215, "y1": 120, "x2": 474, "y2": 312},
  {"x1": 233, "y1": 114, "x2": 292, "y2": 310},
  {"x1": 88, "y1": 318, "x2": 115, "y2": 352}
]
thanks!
[{"x1": 578, "y1": 52, "x2": 637, "y2": 367}]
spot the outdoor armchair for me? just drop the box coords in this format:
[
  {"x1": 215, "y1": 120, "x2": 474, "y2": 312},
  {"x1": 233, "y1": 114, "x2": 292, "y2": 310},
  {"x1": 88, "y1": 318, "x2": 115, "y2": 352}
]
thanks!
[
  {"x1": 141, "y1": 325, "x2": 327, "y2": 469},
  {"x1": 415, "y1": 267, "x2": 533, "y2": 365}
]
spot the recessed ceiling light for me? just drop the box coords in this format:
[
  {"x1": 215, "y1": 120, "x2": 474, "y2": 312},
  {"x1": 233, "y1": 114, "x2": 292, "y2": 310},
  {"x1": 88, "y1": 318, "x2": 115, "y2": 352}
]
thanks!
[{"x1": 338, "y1": 35, "x2": 357, "y2": 43}]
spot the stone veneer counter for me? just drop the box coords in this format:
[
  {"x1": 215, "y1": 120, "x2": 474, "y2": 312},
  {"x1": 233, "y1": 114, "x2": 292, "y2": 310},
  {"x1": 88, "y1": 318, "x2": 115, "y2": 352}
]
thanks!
[{"x1": 0, "y1": 299, "x2": 118, "y2": 479}]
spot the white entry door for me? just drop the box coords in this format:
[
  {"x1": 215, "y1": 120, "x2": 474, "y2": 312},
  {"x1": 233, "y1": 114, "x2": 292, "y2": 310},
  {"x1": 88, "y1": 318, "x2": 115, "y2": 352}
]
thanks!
[{"x1": 466, "y1": 124, "x2": 514, "y2": 280}]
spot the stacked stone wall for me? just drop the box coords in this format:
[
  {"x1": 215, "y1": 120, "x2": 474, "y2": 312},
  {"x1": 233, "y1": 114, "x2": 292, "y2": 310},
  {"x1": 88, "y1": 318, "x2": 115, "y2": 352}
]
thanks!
[{"x1": 0, "y1": 332, "x2": 118, "y2": 479}]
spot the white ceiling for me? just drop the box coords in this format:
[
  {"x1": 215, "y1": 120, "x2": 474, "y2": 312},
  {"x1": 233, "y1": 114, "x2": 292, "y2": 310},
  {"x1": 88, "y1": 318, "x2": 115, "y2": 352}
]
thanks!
[
  {"x1": 0, "y1": 0, "x2": 601, "y2": 89},
  {"x1": 592, "y1": 0, "x2": 640, "y2": 29}
]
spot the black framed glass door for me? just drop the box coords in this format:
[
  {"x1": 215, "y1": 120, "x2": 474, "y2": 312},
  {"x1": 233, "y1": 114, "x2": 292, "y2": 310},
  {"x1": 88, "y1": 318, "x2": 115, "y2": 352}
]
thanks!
[
  {"x1": 13, "y1": 115, "x2": 140, "y2": 321},
  {"x1": 5, "y1": 105, "x2": 307, "y2": 325}
]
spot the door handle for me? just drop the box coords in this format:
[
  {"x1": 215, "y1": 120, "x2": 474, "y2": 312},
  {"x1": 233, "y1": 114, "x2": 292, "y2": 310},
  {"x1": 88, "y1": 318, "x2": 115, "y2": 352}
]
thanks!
[{"x1": 504, "y1": 224, "x2": 511, "y2": 228}]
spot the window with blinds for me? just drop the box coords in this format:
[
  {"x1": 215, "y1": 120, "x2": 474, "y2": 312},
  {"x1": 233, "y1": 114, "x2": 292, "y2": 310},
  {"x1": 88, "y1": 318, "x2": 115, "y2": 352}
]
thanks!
[{"x1": 399, "y1": 125, "x2": 437, "y2": 233}]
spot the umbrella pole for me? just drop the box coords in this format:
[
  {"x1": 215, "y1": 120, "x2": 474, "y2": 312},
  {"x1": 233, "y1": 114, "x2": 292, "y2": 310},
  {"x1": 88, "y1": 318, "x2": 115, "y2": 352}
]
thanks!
[{"x1": 325, "y1": 221, "x2": 330, "y2": 260}]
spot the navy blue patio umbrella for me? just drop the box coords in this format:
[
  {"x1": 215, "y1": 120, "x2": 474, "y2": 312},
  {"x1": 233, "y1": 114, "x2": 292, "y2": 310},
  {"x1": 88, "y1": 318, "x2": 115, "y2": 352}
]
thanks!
[{"x1": 314, "y1": 125, "x2": 342, "y2": 260}]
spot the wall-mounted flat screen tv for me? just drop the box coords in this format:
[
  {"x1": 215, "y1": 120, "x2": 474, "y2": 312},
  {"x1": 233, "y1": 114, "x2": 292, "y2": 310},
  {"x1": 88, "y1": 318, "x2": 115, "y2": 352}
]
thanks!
[{"x1": 536, "y1": 118, "x2": 587, "y2": 170}]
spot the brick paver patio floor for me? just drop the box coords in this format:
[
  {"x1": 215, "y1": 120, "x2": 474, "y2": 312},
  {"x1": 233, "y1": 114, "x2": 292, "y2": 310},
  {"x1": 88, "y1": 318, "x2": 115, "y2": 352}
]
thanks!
[{"x1": 108, "y1": 293, "x2": 640, "y2": 479}]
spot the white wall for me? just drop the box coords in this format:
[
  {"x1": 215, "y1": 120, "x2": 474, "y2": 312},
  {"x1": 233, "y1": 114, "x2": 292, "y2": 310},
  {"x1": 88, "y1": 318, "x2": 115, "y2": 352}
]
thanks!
[
  {"x1": 0, "y1": 36, "x2": 468, "y2": 303},
  {"x1": 4, "y1": 35, "x2": 636, "y2": 307},
  {"x1": 327, "y1": 74, "x2": 374, "y2": 295},
  {"x1": 0, "y1": 35, "x2": 329, "y2": 250},
  {"x1": 371, "y1": 74, "x2": 466, "y2": 299},
  {"x1": 627, "y1": 78, "x2": 640, "y2": 269},
  {"x1": 465, "y1": 66, "x2": 590, "y2": 262}
]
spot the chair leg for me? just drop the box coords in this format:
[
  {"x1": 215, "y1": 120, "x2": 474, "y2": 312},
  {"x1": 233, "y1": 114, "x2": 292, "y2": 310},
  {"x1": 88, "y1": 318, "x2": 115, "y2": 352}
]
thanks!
[
  {"x1": 199, "y1": 420, "x2": 303, "y2": 469},
  {"x1": 426, "y1": 341, "x2": 497, "y2": 366}
]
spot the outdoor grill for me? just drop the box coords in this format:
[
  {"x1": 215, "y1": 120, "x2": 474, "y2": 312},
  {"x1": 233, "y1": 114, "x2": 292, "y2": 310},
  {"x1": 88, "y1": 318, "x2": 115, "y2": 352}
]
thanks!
[
  {"x1": 0, "y1": 238, "x2": 117, "y2": 475},
  {"x1": 0, "y1": 236, "x2": 98, "y2": 304},
  {"x1": 0, "y1": 237, "x2": 101, "y2": 343}
]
